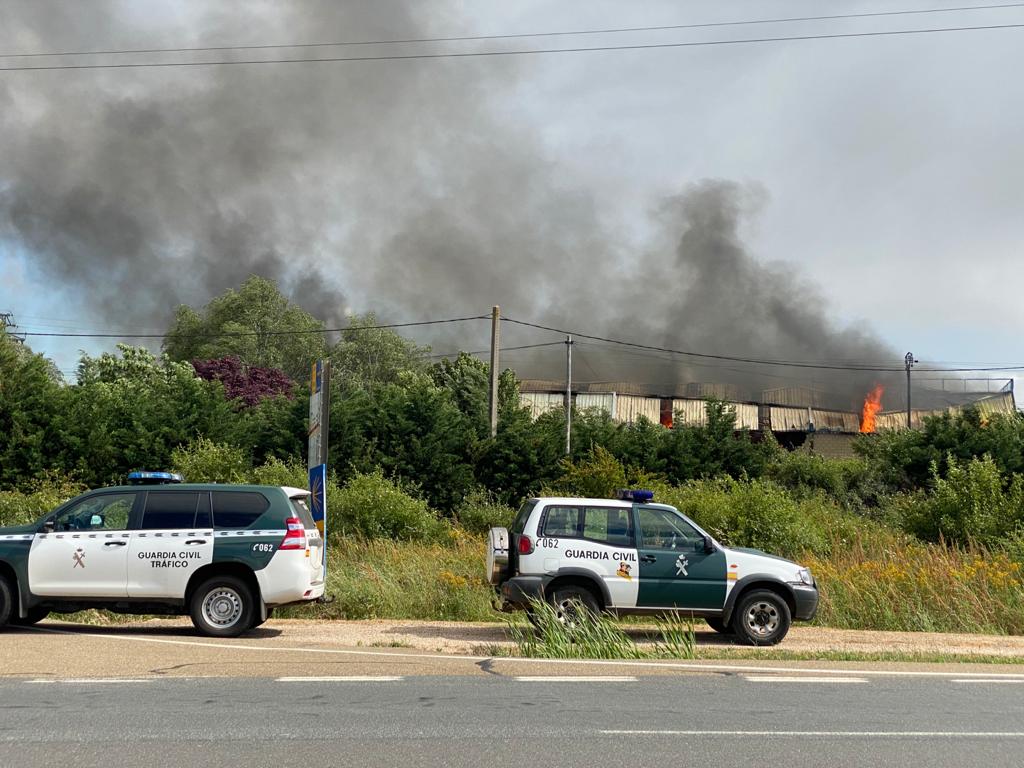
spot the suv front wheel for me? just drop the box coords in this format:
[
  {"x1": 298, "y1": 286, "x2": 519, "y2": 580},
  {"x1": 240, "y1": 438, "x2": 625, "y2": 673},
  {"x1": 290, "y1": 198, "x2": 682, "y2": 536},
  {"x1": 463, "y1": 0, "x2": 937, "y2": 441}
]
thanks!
[
  {"x1": 731, "y1": 589, "x2": 791, "y2": 646},
  {"x1": 190, "y1": 575, "x2": 256, "y2": 638}
]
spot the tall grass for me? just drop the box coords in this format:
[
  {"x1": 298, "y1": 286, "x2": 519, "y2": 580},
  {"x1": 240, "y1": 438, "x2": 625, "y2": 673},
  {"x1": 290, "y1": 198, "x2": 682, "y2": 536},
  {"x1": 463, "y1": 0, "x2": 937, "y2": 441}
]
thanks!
[
  {"x1": 807, "y1": 536, "x2": 1024, "y2": 634},
  {"x1": 507, "y1": 599, "x2": 695, "y2": 659},
  {"x1": 280, "y1": 536, "x2": 496, "y2": 622}
]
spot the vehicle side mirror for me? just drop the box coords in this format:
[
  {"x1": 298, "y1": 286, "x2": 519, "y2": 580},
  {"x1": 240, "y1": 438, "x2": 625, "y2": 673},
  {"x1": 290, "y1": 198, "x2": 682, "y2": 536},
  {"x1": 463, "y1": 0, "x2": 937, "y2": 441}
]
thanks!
[
  {"x1": 41, "y1": 519, "x2": 55, "y2": 533},
  {"x1": 701, "y1": 535, "x2": 714, "y2": 554}
]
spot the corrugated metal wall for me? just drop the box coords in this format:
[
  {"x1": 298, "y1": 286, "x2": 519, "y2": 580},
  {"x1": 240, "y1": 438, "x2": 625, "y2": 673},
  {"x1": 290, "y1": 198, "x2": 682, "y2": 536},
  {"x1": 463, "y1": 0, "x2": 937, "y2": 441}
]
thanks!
[
  {"x1": 875, "y1": 391, "x2": 1017, "y2": 431},
  {"x1": 673, "y1": 399, "x2": 759, "y2": 430},
  {"x1": 575, "y1": 393, "x2": 662, "y2": 424},
  {"x1": 762, "y1": 386, "x2": 828, "y2": 408},
  {"x1": 519, "y1": 392, "x2": 564, "y2": 419}
]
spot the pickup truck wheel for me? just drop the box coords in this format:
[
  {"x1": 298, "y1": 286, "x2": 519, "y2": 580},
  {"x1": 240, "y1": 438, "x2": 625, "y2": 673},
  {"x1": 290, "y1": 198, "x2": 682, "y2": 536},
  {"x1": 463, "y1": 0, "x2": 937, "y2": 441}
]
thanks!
[
  {"x1": 731, "y1": 589, "x2": 791, "y2": 646},
  {"x1": 10, "y1": 607, "x2": 49, "y2": 626},
  {"x1": 190, "y1": 576, "x2": 256, "y2": 638},
  {"x1": 0, "y1": 577, "x2": 13, "y2": 628},
  {"x1": 550, "y1": 586, "x2": 600, "y2": 627},
  {"x1": 705, "y1": 617, "x2": 732, "y2": 635}
]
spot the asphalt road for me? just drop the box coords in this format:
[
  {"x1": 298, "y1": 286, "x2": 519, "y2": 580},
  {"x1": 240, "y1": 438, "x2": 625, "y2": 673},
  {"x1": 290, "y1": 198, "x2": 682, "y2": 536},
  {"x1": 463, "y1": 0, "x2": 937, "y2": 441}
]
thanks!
[
  {"x1": 2, "y1": 622, "x2": 1024, "y2": 767},
  {"x1": 1, "y1": 674, "x2": 1023, "y2": 768}
]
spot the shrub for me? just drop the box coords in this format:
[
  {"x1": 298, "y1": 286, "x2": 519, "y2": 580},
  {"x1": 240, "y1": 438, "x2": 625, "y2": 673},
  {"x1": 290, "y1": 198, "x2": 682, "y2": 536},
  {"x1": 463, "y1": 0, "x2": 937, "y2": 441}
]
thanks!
[
  {"x1": 652, "y1": 477, "x2": 828, "y2": 559},
  {"x1": 170, "y1": 438, "x2": 251, "y2": 483},
  {"x1": 904, "y1": 455, "x2": 1024, "y2": 545},
  {"x1": 0, "y1": 474, "x2": 85, "y2": 527},
  {"x1": 549, "y1": 446, "x2": 626, "y2": 499},
  {"x1": 455, "y1": 488, "x2": 515, "y2": 535},
  {"x1": 328, "y1": 469, "x2": 448, "y2": 542},
  {"x1": 246, "y1": 456, "x2": 310, "y2": 488}
]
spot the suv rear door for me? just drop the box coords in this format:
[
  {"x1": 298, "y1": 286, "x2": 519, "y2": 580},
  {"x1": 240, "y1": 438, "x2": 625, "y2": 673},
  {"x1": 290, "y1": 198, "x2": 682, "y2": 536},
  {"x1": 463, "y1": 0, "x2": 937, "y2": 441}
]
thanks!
[{"x1": 127, "y1": 490, "x2": 214, "y2": 598}]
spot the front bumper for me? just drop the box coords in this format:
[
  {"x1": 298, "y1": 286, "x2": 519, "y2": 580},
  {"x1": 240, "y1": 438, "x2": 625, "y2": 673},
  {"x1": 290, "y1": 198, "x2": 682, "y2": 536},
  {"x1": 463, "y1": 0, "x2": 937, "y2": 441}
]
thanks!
[
  {"x1": 792, "y1": 584, "x2": 819, "y2": 621},
  {"x1": 497, "y1": 576, "x2": 546, "y2": 611}
]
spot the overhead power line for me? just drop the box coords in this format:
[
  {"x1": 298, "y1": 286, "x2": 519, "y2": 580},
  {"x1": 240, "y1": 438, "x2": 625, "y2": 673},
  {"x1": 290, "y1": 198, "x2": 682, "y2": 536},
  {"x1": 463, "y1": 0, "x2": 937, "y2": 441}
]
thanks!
[
  {"x1": 18, "y1": 315, "x2": 487, "y2": 340},
  {"x1": 503, "y1": 317, "x2": 1024, "y2": 373},
  {"x1": 2, "y1": 22, "x2": 1023, "y2": 71},
  {"x1": 428, "y1": 341, "x2": 564, "y2": 360},
  {"x1": 4, "y1": 3, "x2": 1021, "y2": 59}
]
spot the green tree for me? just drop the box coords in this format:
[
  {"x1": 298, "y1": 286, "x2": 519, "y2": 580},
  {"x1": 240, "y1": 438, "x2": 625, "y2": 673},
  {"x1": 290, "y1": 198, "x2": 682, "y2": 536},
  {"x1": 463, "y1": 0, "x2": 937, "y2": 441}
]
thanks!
[
  {"x1": 330, "y1": 313, "x2": 429, "y2": 390},
  {"x1": 659, "y1": 399, "x2": 778, "y2": 483},
  {"x1": 163, "y1": 275, "x2": 327, "y2": 381},
  {"x1": 55, "y1": 345, "x2": 236, "y2": 485},
  {"x1": 0, "y1": 331, "x2": 63, "y2": 488}
]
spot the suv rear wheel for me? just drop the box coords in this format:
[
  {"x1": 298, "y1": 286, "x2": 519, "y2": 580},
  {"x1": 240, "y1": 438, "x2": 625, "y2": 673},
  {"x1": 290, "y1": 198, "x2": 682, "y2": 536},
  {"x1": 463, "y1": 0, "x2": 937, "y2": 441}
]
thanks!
[
  {"x1": 549, "y1": 585, "x2": 600, "y2": 627},
  {"x1": 731, "y1": 589, "x2": 791, "y2": 646},
  {"x1": 190, "y1": 575, "x2": 256, "y2": 638}
]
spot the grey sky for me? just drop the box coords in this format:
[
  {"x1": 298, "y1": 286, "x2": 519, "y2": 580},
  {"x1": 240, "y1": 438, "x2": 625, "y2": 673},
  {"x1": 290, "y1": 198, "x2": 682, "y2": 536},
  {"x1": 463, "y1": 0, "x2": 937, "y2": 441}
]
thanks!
[{"x1": 1, "y1": 0, "x2": 1022, "y2": 402}]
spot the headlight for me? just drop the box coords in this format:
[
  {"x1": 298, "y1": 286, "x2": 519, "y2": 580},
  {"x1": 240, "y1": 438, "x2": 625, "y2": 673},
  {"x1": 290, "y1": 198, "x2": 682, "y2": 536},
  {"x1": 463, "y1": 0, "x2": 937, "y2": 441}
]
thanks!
[{"x1": 796, "y1": 568, "x2": 814, "y2": 586}]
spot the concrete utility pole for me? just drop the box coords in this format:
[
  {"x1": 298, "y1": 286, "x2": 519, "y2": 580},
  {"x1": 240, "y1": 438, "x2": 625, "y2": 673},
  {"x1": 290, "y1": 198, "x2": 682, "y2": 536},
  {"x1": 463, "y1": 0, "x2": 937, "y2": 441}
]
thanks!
[
  {"x1": 488, "y1": 306, "x2": 500, "y2": 438},
  {"x1": 565, "y1": 334, "x2": 574, "y2": 456},
  {"x1": 905, "y1": 351, "x2": 917, "y2": 430}
]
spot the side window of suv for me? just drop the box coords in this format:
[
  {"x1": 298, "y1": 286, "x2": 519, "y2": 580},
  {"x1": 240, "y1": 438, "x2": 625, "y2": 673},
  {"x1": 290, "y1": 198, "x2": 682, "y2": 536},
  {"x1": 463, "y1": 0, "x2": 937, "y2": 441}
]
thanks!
[
  {"x1": 51, "y1": 493, "x2": 136, "y2": 532},
  {"x1": 541, "y1": 506, "x2": 580, "y2": 537},
  {"x1": 636, "y1": 507, "x2": 704, "y2": 550},
  {"x1": 212, "y1": 491, "x2": 270, "y2": 530},
  {"x1": 581, "y1": 507, "x2": 634, "y2": 547},
  {"x1": 140, "y1": 492, "x2": 201, "y2": 530}
]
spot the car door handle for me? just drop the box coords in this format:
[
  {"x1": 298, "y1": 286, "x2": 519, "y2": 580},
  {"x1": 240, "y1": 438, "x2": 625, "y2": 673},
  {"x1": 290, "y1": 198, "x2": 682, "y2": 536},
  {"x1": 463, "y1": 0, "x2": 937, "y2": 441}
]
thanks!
[
  {"x1": 640, "y1": 554, "x2": 657, "y2": 563},
  {"x1": 185, "y1": 539, "x2": 207, "y2": 545},
  {"x1": 103, "y1": 541, "x2": 127, "y2": 547}
]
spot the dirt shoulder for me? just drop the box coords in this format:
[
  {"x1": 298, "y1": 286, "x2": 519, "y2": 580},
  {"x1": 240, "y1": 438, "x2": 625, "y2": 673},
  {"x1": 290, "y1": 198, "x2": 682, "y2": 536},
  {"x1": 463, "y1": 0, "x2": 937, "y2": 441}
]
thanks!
[{"x1": 60, "y1": 617, "x2": 1024, "y2": 659}]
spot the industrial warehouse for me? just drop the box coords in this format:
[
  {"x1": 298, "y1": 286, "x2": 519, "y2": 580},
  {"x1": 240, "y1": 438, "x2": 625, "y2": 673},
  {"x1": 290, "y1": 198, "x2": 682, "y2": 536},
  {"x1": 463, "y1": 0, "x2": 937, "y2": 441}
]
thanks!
[{"x1": 519, "y1": 379, "x2": 1017, "y2": 456}]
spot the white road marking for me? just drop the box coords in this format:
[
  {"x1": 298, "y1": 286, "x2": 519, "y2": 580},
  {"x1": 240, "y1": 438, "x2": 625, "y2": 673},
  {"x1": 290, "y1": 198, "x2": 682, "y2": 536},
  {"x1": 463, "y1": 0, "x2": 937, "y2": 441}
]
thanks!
[
  {"x1": 743, "y1": 675, "x2": 868, "y2": 683},
  {"x1": 601, "y1": 730, "x2": 1024, "y2": 738},
  {"x1": 276, "y1": 676, "x2": 404, "y2": 682},
  {"x1": 952, "y1": 679, "x2": 1024, "y2": 684},
  {"x1": 25, "y1": 684, "x2": 153, "y2": 688},
  {"x1": 17, "y1": 625, "x2": 1024, "y2": 680},
  {"x1": 514, "y1": 676, "x2": 638, "y2": 682}
]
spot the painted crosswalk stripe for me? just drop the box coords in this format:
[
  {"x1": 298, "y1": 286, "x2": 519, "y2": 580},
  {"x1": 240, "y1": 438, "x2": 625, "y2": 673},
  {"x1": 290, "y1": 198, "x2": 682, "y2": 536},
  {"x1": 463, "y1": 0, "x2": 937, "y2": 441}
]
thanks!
[
  {"x1": 275, "y1": 676, "x2": 405, "y2": 682},
  {"x1": 743, "y1": 676, "x2": 868, "y2": 683},
  {"x1": 514, "y1": 676, "x2": 638, "y2": 682}
]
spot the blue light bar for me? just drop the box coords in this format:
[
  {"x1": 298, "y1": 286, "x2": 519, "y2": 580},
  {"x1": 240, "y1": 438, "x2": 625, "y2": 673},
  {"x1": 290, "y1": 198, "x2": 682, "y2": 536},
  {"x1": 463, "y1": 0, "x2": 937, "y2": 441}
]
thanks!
[
  {"x1": 616, "y1": 489, "x2": 654, "y2": 503},
  {"x1": 127, "y1": 471, "x2": 184, "y2": 485}
]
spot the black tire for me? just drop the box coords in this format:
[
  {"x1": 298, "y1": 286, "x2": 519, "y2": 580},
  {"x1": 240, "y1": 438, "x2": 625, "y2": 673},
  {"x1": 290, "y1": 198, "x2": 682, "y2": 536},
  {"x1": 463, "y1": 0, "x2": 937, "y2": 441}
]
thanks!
[
  {"x1": 190, "y1": 575, "x2": 256, "y2": 638},
  {"x1": 731, "y1": 589, "x2": 791, "y2": 646},
  {"x1": 705, "y1": 617, "x2": 733, "y2": 635},
  {"x1": 10, "y1": 607, "x2": 49, "y2": 626},
  {"x1": 549, "y1": 585, "x2": 601, "y2": 627},
  {"x1": 0, "y1": 577, "x2": 13, "y2": 628}
]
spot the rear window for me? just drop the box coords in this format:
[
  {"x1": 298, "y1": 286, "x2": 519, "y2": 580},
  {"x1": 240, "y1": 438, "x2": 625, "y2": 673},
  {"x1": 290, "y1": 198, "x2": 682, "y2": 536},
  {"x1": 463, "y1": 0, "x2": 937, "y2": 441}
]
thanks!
[
  {"x1": 141, "y1": 491, "x2": 201, "y2": 530},
  {"x1": 511, "y1": 499, "x2": 538, "y2": 534},
  {"x1": 212, "y1": 491, "x2": 270, "y2": 530},
  {"x1": 289, "y1": 496, "x2": 316, "y2": 529}
]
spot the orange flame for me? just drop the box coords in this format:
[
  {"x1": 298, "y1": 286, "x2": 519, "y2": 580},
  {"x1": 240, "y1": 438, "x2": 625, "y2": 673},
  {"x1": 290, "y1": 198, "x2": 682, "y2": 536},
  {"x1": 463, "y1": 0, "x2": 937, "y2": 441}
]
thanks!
[{"x1": 859, "y1": 385, "x2": 884, "y2": 433}]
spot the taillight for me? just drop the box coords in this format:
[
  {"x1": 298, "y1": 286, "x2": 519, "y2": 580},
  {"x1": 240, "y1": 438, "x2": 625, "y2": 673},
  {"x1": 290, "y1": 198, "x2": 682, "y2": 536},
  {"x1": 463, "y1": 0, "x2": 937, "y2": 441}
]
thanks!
[
  {"x1": 517, "y1": 534, "x2": 534, "y2": 555},
  {"x1": 280, "y1": 517, "x2": 307, "y2": 550}
]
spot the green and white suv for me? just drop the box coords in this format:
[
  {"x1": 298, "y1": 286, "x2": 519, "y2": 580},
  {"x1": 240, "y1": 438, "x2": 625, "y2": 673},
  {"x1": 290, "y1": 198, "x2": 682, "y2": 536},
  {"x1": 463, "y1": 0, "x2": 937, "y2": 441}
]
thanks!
[
  {"x1": 487, "y1": 490, "x2": 818, "y2": 645},
  {"x1": 0, "y1": 472, "x2": 325, "y2": 637}
]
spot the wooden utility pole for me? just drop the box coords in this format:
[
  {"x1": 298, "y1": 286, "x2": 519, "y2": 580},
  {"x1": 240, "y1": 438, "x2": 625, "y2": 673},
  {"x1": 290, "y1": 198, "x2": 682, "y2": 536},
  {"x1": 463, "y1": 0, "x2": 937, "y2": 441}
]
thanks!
[
  {"x1": 565, "y1": 334, "x2": 573, "y2": 455},
  {"x1": 488, "y1": 306, "x2": 500, "y2": 438}
]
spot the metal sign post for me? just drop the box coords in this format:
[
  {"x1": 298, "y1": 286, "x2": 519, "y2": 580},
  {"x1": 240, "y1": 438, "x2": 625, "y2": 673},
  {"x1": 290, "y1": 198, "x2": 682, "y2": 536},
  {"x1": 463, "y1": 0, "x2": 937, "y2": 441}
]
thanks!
[{"x1": 308, "y1": 359, "x2": 331, "y2": 570}]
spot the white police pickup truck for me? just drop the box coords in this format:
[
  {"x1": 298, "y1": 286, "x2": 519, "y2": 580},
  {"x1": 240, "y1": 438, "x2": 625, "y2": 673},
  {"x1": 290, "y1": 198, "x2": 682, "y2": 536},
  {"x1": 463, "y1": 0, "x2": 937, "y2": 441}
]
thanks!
[
  {"x1": 487, "y1": 490, "x2": 818, "y2": 645},
  {"x1": 0, "y1": 472, "x2": 325, "y2": 637}
]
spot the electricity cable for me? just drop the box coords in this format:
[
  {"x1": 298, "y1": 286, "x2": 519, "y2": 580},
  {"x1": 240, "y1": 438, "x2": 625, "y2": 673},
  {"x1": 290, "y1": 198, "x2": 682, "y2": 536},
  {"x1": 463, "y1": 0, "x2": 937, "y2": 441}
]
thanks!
[{"x1": 2, "y1": 22, "x2": 1023, "y2": 71}]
